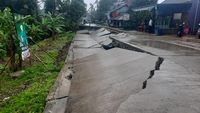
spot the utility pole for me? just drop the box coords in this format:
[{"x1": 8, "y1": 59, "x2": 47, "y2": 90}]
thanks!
[{"x1": 193, "y1": 0, "x2": 200, "y2": 33}]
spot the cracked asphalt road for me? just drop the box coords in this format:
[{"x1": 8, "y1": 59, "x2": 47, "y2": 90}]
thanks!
[{"x1": 66, "y1": 29, "x2": 200, "y2": 113}]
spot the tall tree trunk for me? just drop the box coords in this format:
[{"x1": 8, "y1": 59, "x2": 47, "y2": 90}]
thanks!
[
  {"x1": 18, "y1": 52, "x2": 22, "y2": 70},
  {"x1": 7, "y1": 35, "x2": 16, "y2": 71}
]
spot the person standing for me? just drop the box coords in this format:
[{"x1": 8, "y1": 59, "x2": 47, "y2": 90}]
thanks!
[{"x1": 148, "y1": 19, "x2": 153, "y2": 33}]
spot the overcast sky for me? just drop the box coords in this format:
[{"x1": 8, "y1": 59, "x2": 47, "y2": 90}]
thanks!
[
  {"x1": 84, "y1": 0, "x2": 165, "y2": 8},
  {"x1": 84, "y1": 0, "x2": 95, "y2": 9},
  {"x1": 38, "y1": 0, "x2": 165, "y2": 10},
  {"x1": 38, "y1": 0, "x2": 95, "y2": 9}
]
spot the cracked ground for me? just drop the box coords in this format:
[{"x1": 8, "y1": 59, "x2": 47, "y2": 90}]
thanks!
[{"x1": 66, "y1": 29, "x2": 200, "y2": 113}]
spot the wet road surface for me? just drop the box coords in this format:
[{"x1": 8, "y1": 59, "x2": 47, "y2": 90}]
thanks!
[
  {"x1": 130, "y1": 39, "x2": 200, "y2": 74},
  {"x1": 67, "y1": 29, "x2": 200, "y2": 113}
]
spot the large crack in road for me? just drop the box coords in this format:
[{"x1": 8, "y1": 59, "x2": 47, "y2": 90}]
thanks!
[
  {"x1": 143, "y1": 57, "x2": 164, "y2": 89},
  {"x1": 67, "y1": 28, "x2": 200, "y2": 113}
]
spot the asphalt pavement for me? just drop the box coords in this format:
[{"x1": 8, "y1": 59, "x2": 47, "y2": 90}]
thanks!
[{"x1": 66, "y1": 29, "x2": 200, "y2": 113}]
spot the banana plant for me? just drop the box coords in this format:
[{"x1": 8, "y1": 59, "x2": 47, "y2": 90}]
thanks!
[
  {"x1": 0, "y1": 8, "x2": 30, "y2": 71},
  {"x1": 41, "y1": 12, "x2": 65, "y2": 38},
  {"x1": 0, "y1": 8, "x2": 18, "y2": 70},
  {"x1": 26, "y1": 23, "x2": 48, "y2": 41}
]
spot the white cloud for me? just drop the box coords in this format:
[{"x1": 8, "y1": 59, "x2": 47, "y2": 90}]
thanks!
[
  {"x1": 38, "y1": 0, "x2": 94, "y2": 10},
  {"x1": 84, "y1": 0, "x2": 95, "y2": 9},
  {"x1": 38, "y1": 0, "x2": 44, "y2": 9},
  {"x1": 157, "y1": 0, "x2": 165, "y2": 4}
]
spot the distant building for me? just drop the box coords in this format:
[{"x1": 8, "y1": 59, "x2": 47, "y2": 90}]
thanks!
[
  {"x1": 107, "y1": 0, "x2": 130, "y2": 28},
  {"x1": 188, "y1": 0, "x2": 200, "y2": 33},
  {"x1": 132, "y1": 0, "x2": 192, "y2": 35},
  {"x1": 81, "y1": 13, "x2": 92, "y2": 25}
]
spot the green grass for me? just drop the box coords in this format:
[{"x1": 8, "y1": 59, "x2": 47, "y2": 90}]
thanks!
[{"x1": 0, "y1": 32, "x2": 75, "y2": 113}]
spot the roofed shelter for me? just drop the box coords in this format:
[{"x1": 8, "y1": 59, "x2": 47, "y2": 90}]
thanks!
[
  {"x1": 155, "y1": 0, "x2": 192, "y2": 35},
  {"x1": 132, "y1": 0, "x2": 192, "y2": 35},
  {"x1": 107, "y1": 0, "x2": 132, "y2": 28}
]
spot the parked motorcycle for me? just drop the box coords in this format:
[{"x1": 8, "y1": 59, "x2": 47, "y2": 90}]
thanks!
[
  {"x1": 177, "y1": 23, "x2": 184, "y2": 37},
  {"x1": 197, "y1": 23, "x2": 200, "y2": 39}
]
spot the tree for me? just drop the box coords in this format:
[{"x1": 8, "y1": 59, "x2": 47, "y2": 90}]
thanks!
[
  {"x1": 0, "y1": 8, "x2": 21, "y2": 71},
  {"x1": 57, "y1": 0, "x2": 70, "y2": 14},
  {"x1": 42, "y1": 12, "x2": 65, "y2": 38},
  {"x1": 44, "y1": 0, "x2": 86, "y2": 30},
  {"x1": 0, "y1": 0, "x2": 39, "y2": 16},
  {"x1": 130, "y1": 0, "x2": 158, "y2": 8},
  {"x1": 69, "y1": 0, "x2": 86, "y2": 22},
  {"x1": 67, "y1": 0, "x2": 86, "y2": 30},
  {"x1": 44, "y1": 0, "x2": 70, "y2": 15},
  {"x1": 44, "y1": 0, "x2": 56, "y2": 14},
  {"x1": 95, "y1": 0, "x2": 117, "y2": 22}
]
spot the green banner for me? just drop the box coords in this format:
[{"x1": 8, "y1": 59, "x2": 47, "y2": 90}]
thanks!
[
  {"x1": 14, "y1": 14, "x2": 30, "y2": 60},
  {"x1": 14, "y1": 14, "x2": 28, "y2": 47}
]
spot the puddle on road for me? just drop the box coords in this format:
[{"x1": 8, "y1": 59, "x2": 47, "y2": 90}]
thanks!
[{"x1": 131, "y1": 40, "x2": 200, "y2": 55}]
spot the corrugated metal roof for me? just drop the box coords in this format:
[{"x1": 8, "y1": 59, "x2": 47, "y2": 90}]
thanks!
[
  {"x1": 159, "y1": 0, "x2": 191, "y2": 4},
  {"x1": 132, "y1": 5, "x2": 155, "y2": 12},
  {"x1": 109, "y1": 3, "x2": 128, "y2": 13}
]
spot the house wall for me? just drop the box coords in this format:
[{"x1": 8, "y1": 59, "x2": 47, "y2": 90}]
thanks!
[
  {"x1": 188, "y1": 0, "x2": 200, "y2": 33},
  {"x1": 116, "y1": 7, "x2": 128, "y2": 16}
]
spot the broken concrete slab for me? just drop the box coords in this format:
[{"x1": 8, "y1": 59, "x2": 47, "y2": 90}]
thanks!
[
  {"x1": 110, "y1": 32, "x2": 137, "y2": 42},
  {"x1": 67, "y1": 48, "x2": 159, "y2": 113},
  {"x1": 76, "y1": 30, "x2": 89, "y2": 34},
  {"x1": 90, "y1": 28, "x2": 106, "y2": 36},
  {"x1": 96, "y1": 29, "x2": 111, "y2": 37},
  {"x1": 67, "y1": 28, "x2": 200, "y2": 113},
  {"x1": 73, "y1": 32, "x2": 104, "y2": 60},
  {"x1": 100, "y1": 29, "x2": 200, "y2": 113},
  {"x1": 92, "y1": 35, "x2": 113, "y2": 45},
  {"x1": 73, "y1": 34, "x2": 100, "y2": 48},
  {"x1": 73, "y1": 48, "x2": 104, "y2": 60},
  {"x1": 44, "y1": 28, "x2": 200, "y2": 113},
  {"x1": 96, "y1": 28, "x2": 106, "y2": 33},
  {"x1": 164, "y1": 56, "x2": 200, "y2": 74},
  {"x1": 115, "y1": 59, "x2": 200, "y2": 113},
  {"x1": 111, "y1": 37, "x2": 154, "y2": 55},
  {"x1": 44, "y1": 98, "x2": 68, "y2": 113}
]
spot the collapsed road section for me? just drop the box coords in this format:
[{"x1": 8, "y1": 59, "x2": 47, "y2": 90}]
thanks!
[
  {"x1": 67, "y1": 32, "x2": 159, "y2": 113},
  {"x1": 46, "y1": 28, "x2": 200, "y2": 113},
  {"x1": 65, "y1": 28, "x2": 200, "y2": 113}
]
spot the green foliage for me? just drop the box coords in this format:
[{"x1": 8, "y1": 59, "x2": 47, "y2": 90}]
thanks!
[
  {"x1": 0, "y1": 8, "x2": 17, "y2": 60},
  {"x1": 26, "y1": 12, "x2": 65, "y2": 41},
  {"x1": 69, "y1": 0, "x2": 86, "y2": 21},
  {"x1": 0, "y1": 0, "x2": 39, "y2": 16},
  {"x1": 0, "y1": 43, "x2": 6, "y2": 59},
  {"x1": 44, "y1": 0, "x2": 86, "y2": 31},
  {"x1": 0, "y1": 32, "x2": 75, "y2": 113},
  {"x1": 66, "y1": 0, "x2": 86, "y2": 30},
  {"x1": 0, "y1": 8, "x2": 30, "y2": 69},
  {"x1": 127, "y1": 0, "x2": 156, "y2": 28},
  {"x1": 126, "y1": 9, "x2": 152, "y2": 29},
  {"x1": 44, "y1": 0, "x2": 56, "y2": 14},
  {"x1": 43, "y1": 12, "x2": 65, "y2": 36},
  {"x1": 0, "y1": 0, "x2": 85, "y2": 60},
  {"x1": 27, "y1": 23, "x2": 47, "y2": 41},
  {"x1": 95, "y1": 0, "x2": 117, "y2": 22},
  {"x1": 58, "y1": 0, "x2": 71, "y2": 14},
  {"x1": 0, "y1": 8, "x2": 15, "y2": 41}
]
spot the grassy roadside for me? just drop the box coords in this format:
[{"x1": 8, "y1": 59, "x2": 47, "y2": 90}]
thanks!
[{"x1": 0, "y1": 32, "x2": 74, "y2": 113}]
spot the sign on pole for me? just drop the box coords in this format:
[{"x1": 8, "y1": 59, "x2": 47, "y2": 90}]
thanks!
[{"x1": 14, "y1": 14, "x2": 30, "y2": 61}]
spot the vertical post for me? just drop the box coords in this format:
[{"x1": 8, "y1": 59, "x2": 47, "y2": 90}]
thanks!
[
  {"x1": 193, "y1": 0, "x2": 200, "y2": 33},
  {"x1": 54, "y1": 0, "x2": 56, "y2": 15}
]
